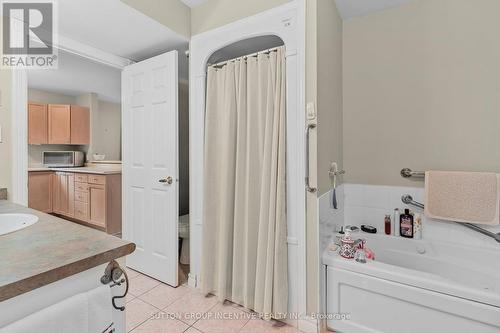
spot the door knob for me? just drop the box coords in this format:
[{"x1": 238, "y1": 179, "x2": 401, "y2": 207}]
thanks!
[{"x1": 159, "y1": 176, "x2": 173, "y2": 185}]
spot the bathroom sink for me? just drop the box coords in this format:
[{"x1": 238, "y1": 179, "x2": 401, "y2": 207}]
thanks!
[{"x1": 0, "y1": 214, "x2": 39, "y2": 236}]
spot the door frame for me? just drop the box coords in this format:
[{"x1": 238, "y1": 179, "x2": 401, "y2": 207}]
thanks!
[
  {"x1": 189, "y1": 0, "x2": 309, "y2": 330},
  {"x1": 10, "y1": 38, "x2": 132, "y2": 206}
]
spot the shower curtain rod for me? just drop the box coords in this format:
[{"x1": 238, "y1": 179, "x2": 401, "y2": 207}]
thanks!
[{"x1": 208, "y1": 46, "x2": 283, "y2": 69}]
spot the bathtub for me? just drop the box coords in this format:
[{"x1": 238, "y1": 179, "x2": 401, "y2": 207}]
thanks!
[{"x1": 322, "y1": 233, "x2": 500, "y2": 333}]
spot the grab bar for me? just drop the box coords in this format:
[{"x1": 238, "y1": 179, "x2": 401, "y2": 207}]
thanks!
[
  {"x1": 401, "y1": 168, "x2": 425, "y2": 178},
  {"x1": 306, "y1": 123, "x2": 317, "y2": 193},
  {"x1": 401, "y1": 195, "x2": 500, "y2": 243}
]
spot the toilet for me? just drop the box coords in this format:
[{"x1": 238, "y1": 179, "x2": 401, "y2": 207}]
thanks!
[{"x1": 179, "y1": 214, "x2": 190, "y2": 265}]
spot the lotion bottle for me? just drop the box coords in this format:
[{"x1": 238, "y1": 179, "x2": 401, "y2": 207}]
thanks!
[{"x1": 400, "y1": 209, "x2": 414, "y2": 238}]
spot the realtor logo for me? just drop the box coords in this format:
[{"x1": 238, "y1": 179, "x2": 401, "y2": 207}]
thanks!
[{"x1": 1, "y1": 0, "x2": 58, "y2": 68}]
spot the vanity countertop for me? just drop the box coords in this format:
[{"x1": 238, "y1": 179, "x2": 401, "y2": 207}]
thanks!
[
  {"x1": 0, "y1": 201, "x2": 135, "y2": 302},
  {"x1": 28, "y1": 166, "x2": 122, "y2": 175}
]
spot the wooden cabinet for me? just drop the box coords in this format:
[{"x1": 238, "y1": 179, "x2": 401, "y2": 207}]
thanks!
[
  {"x1": 28, "y1": 171, "x2": 53, "y2": 213},
  {"x1": 52, "y1": 172, "x2": 74, "y2": 217},
  {"x1": 70, "y1": 106, "x2": 90, "y2": 144},
  {"x1": 48, "y1": 104, "x2": 71, "y2": 144},
  {"x1": 27, "y1": 170, "x2": 121, "y2": 235},
  {"x1": 89, "y1": 184, "x2": 106, "y2": 228},
  {"x1": 53, "y1": 172, "x2": 121, "y2": 234},
  {"x1": 28, "y1": 103, "x2": 48, "y2": 144},
  {"x1": 30, "y1": 103, "x2": 90, "y2": 145}
]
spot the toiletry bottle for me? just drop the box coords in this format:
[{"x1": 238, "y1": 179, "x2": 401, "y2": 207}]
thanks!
[
  {"x1": 393, "y1": 208, "x2": 400, "y2": 237},
  {"x1": 334, "y1": 226, "x2": 345, "y2": 246},
  {"x1": 414, "y1": 213, "x2": 422, "y2": 240},
  {"x1": 400, "y1": 209, "x2": 414, "y2": 238},
  {"x1": 384, "y1": 215, "x2": 391, "y2": 235}
]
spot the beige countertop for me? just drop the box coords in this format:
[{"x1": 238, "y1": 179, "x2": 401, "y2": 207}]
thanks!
[
  {"x1": 0, "y1": 201, "x2": 135, "y2": 302},
  {"x1": 28, "y1": 166, "x2": 122, "y2": 175}
]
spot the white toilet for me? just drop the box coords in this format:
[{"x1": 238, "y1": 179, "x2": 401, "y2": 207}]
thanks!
[{"x1": 179, "y1": 214, "x2": 190, "y2": 265}]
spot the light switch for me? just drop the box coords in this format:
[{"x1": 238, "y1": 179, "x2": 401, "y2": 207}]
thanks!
[{"x1": 306, "y1": 102, "x2": 316, "y2": 120}]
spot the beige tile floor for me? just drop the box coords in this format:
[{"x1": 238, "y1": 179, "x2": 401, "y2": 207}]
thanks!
[{"x1": 125, "y1": 267, "x2": 300, "y2": 333}]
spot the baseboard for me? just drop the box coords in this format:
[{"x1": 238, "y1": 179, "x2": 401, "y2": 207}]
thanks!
[{"x1": 298, "y1": 316, "x2": 318, "y2": 333}]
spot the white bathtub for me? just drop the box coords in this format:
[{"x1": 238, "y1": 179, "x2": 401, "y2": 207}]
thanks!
[{"x1": 322, "y1": 233, "x2": 500, "y2": 333}]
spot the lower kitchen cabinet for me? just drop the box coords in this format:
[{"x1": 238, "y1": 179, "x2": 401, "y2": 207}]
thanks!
[
  {"x1": 28, "y1": 172, "x2": 53, "y2": 213},
  {"x1": 28, "y1": 170, "x2": 122, "y2": 235}
]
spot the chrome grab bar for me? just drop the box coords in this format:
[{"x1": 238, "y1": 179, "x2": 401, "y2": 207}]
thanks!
[
  {"x1": 401, "y1": 194, "x2": 500, "y2": 243},
  {"x1": 305, "y1": 123, "x2": 317, "y2": 193},
  {"x1": 401, "y1": 168, "x2": 425, "y2": 178}
]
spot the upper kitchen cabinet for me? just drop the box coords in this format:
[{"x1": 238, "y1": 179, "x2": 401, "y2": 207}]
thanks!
[
  {"x1": 28, "y1": 102, "x2": 48, "y2": 144},
  {"x1": 43, "y1": 104, "x2": 90, "y2": 145},
  {"x1": 70, "y1": 105, "x2": 90, "y2": 144},
  {"x1": 48, "y1": 104, "x2": 71, "y2": 144}
]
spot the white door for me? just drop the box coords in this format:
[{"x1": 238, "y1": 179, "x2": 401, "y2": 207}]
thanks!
[{"x1": 122, "y1": 51, "x2": 179, "y2": 286}]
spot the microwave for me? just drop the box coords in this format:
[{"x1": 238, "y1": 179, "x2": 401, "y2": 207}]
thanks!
[{"x1": 42, "y1": 151, "x2": 85, "y2": 167}]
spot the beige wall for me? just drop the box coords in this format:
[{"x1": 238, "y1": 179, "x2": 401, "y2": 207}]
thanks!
[
  {"x1": 121, "y1": 0, "x2": 191, "y2": 38},
  {"x1": 0, "y1": 70, "x2": 12, "y2": 198},
  {"x1": 191, "y1": 0, "x2": 291, "y2": 35},
  {"x1": 343, "y1": 0, "x2": 500, "y2": 187},
  {"x1": 317, "y1": 0, "x2": 343, "y2": 196},
  {"x1": 94, "y1": 100, "x2": 121, "y2": 161},
  {"x1": 28, "y1": 88, "x2": 76, "y2": 104}
]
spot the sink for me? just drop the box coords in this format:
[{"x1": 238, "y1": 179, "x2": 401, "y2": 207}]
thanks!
[{"x1": 0, "y1": 214, "x2": 39, "y2": 236}]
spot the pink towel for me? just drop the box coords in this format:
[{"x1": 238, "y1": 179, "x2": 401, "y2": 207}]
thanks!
[{"x1": 424, "y1": 171, "x2": 500, "y2": 225}]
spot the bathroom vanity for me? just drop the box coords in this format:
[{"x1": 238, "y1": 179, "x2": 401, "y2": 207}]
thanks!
[{"x1": 0, "y1": 201, "x2": 135, "y2": 332}]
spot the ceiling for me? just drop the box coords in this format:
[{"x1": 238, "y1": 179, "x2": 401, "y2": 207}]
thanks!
[
  {"x1": 334, "y1": 0, "x2": 414, "y2": 19},
  {"x1": 180, "y1": 0, "x2": 207, "y2": 7},
  {"x1": 29, "y1": 50, "x2": 122, "y2": 103},
  {"x1": 29, "y1": 0, "x2": 190, "y2": 104}
]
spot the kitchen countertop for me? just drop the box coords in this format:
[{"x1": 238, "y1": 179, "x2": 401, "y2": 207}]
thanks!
[
  {"x1": 0, "y1": 201, "x2": 135, "y2": 302},
  {"x1": 28, "y1": 166, "x2": 122, "y2": 175}
]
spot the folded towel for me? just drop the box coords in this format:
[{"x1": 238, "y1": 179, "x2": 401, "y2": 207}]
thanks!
[
  {"x1": 0, "y1": 286, "x2": 114, "y2": 333},
  {"x1": 87, "y1": 286, "x2": 114, "y2": 333},
  {"x1": 0, "y1": 293, "x2": 88, "y2": 333},
  {"x1": 424, "y1": 171, "x2": 500, "y2": 225}
]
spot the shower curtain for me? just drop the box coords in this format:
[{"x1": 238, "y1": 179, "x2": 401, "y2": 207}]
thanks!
[{"x1": 201, "y1": 46, "x2": 287, "y2": 317}]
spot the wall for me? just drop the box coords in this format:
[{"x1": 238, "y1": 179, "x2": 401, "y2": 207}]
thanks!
[
  {"x1": 93, "y1": 101, "x2": 121, "y2": 161},
  {"x1": 121, "y1": 0, "x2": 191, "y2": 38},
  {"x1": 317, "y1": 0, "x2": 343, "y2": 196},
  {"x1": 191, "y1": 0, "x2": 291, "y2": 35},
  {"x1": 343, "y1": 0, "x2": 500, "y2": 187},
  {"x1": 0, "y1": 70, "x2": 12, "y2": 198},
  {"x1": 179, "y1": 83, "x2": 189, "y2": 215}
]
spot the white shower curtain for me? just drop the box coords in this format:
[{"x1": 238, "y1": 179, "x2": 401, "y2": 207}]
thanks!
[{"x1": 201, "y1": 46, "x2": 287, "y2": 317}]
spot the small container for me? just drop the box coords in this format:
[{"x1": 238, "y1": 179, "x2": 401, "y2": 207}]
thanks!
[
  {"x1": 400, "y1": 209, "x2": 414, "y2": 238},
  {"x1": 393, "y1": 208, "x2": 400, "y2": 237},
  {"x1": 414, "y1": 213, "x2": 422, "y2": 240},
  {"x1": 339, "y1": 231, "x2": 356, "y2": 259},
  {"x1": 384, "y1": 215, "x2": 392, "y2": 235},
  {"x1": 334, "y1": 226, "x2": 345, "y2": 246}
]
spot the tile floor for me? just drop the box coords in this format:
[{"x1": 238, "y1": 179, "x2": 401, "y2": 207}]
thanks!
[{"x1": 125, "y1": 267, "x2": 300, "y2": 333}]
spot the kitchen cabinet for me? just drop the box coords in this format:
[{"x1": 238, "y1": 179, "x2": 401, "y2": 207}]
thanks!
[
  {"x1": 28, "y1": 169, "x2": 121, "y2": 235},
  {"x1": 52, "y1": 172, "x2": 74, "y2": 217},
  {"x1": 28, "y1": 103, "x2": 48, "y2": 144},
  {"x1": 70, "y1": 105, "x2": 90, "y2": 144},
  {"x1": 60, "y1": 172, "x2": 121, "y2": 234},
  {"x1": 32, "y1": 104, "x2": 90, "y2": 145},
  {"x1": 48, "y1": 104, "x2": 71, "y2": 144},
  {"x1": 28, "y1": 171, "x2": 53, "y2": 213}
]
